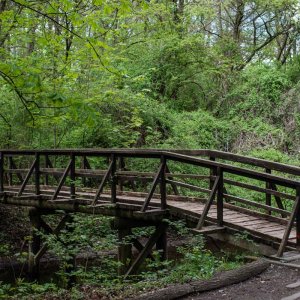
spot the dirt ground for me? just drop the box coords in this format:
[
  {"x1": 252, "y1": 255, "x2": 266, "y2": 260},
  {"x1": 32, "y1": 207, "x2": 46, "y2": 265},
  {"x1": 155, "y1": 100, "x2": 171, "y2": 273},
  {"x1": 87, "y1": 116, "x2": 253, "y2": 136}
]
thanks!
[{"x1": 184, "y1": 264, "x2": 300, "y2": 300}]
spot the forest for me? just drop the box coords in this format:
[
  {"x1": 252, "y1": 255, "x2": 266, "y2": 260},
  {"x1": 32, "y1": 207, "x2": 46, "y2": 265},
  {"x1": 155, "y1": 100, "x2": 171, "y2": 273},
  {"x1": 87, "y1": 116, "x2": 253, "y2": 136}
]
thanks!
[
  {"x1": 0, "y1": 0, "x2": 300, "y2": 162},
  {"x1": 1, "y1": 0, "x2": 300, "y2": 299}
]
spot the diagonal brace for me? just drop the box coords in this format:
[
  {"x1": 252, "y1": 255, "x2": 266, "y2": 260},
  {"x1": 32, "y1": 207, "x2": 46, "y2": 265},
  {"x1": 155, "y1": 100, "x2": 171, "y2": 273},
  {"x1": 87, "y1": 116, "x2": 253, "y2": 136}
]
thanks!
[
  {"x1": 125, "y1": 223, "x2": 167, "y2": 277},
  {"x1": 196, "y1": 175, "x2": 220, "y2": 230},
  {"x1": 51, "y1": 160, "x2": 72, "y2": 200},
  {"x1": 91, "y1": 160, "x2": 114, "y2": 206},
  {"x1": 34, "y1": 214, "x2": 71, "y2": 263},
  {"x1": 140, "y1": 162, "x2": 164, "y2": 212},
  {"x1": 17, "y1": 159, "x2": 37, "y2": 197},
  {"x1": 277, "y1": 188, "x2": 300, "y2": 257}
]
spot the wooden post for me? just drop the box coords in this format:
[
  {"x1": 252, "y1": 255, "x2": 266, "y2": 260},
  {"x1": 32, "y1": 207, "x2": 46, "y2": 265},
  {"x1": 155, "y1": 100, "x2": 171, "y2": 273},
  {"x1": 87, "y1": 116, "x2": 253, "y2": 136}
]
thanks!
[
  {"x1": 111, "y1": 154, "x2": 117, "y2": 203},
  {"x1": 8, "y1": 156, "x2": 12, "y2": 185},
  {"x1": 35, "y1": 153, "x2": 40, "y2": 195},
  {"x1": 0, "y1": 152, "x2": 3, "y2": 192},
  {"x1": 82, "y1": 155, "x2": 93, "y2": 187},
  {"x1": 70, "y1": 154, "x2": 75, "y2": 200},
  {"x1": 160, "y1": 155, "x2": 167, "y2": 210},
  {"x1": 28, "y1": 208, "x2": 41, "y2": 281},
  {"x1": 217, "y1": 168, "x2": 224, "y2": 227},
  {"x1": 266, "y1": 168, "x2": 271, "y2": 215},
  {"x1": 296, "y1": 187, "x2": 300, "y2": 250},
  {"x1": 117, "y1": 227, "x2": 132, "y2": 276},
  {"x1": 118, "y1": 157, "x2": 125, "y2": 192},
  {"x1": 209, "y1": 157, "x2": 216, "y2": 190},
  {"x1": 165, "y1": 164, "x2": 179, "y2": 195},
  {"x1": 156, "y1": 223, "x2": 167, "y2": 260},
  {"x1": 65, "y1": 214, "x2": 76, "y2": 287},
  {"x1": 45, "y1": 154, "x2": 49, "y2": 186}
]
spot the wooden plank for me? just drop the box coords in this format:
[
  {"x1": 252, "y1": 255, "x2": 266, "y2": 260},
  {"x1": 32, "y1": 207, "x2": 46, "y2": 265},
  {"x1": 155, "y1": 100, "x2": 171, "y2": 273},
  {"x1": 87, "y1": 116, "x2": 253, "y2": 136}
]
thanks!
[
  {"x1": 223, "y1": 194, "x2": 290, "y2": 217},
  {"x1": 223, "y1": 202, "x2": 288, "y2": 225},
  {"x1": 230, "y1": 219, "x2": 268, "y2": 225},
  {"x1": 258, "y1": 227, "x2": 286, "y2": 234},
  {"x1": 133, "y1": 209, "x2": 168, "y2": 217},
  {"x1": 166, "y1": 179, "x2": 210, "y2": 194},
  {"x1": 238, "y1": 221, "x2": 277, "y2": 230},
  {"x1": 225, "y1": 216, "x2": 259, "y2": 223},
  {"x1": 192, "y1": 226, "x2": 225, "y2": 234},
  {"x1": 224, "y1": 178, "x2": 295, "y2": 201}
]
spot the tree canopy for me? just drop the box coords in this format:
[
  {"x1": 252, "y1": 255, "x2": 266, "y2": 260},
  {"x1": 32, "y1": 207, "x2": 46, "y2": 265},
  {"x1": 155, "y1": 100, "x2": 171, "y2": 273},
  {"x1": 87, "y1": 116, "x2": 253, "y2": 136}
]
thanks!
[{"x1": 1, "y1": 0, "x2": 300, "y2": 159}]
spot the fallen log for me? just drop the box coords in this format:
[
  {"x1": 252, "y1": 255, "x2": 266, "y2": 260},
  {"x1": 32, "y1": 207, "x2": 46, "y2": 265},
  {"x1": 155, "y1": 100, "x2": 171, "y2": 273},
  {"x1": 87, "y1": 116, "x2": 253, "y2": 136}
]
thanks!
[{"x1": 132, "y1": 258, "x2": 269, "y2": 300}]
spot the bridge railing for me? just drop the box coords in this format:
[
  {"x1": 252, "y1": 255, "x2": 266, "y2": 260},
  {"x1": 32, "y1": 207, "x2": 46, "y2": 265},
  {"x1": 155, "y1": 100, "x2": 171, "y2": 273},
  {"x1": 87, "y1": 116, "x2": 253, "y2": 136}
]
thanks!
[{"x1": 1, "y1": 149, "x2": 300, "y2": 256}]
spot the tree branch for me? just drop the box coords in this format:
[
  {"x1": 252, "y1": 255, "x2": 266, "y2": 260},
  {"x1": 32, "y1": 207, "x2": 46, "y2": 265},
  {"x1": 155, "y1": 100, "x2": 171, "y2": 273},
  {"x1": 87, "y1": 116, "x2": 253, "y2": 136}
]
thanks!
[{"x1": 10, "y1": 0, "x2": 122, "y2": 76}]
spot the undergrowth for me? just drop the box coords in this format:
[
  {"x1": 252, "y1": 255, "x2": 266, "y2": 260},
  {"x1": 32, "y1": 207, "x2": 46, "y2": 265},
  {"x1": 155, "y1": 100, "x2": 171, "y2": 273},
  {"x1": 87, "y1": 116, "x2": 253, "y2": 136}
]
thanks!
[{"x1": 0, "y1": 215, "x2": 245, "y2": 300}]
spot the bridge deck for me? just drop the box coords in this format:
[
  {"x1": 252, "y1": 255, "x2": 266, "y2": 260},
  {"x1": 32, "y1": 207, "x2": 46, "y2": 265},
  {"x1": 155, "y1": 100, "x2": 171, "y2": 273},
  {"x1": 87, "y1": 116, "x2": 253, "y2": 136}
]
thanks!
[{"x1": 2, "y1": 185, "x2": 296, "y2": 247}]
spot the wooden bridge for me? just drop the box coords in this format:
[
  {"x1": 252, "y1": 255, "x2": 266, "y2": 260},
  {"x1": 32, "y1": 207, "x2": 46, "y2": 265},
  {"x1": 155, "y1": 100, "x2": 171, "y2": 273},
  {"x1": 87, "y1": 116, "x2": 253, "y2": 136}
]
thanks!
[{"x1": 1, "y1": 149, "x2": 300, "y2": 277}]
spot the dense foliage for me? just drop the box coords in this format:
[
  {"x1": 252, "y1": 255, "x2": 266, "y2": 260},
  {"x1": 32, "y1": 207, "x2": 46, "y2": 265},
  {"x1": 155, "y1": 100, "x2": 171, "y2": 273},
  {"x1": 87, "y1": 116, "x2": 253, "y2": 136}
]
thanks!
[
  {"x1": 0, "y1": 0, "x2": 300, "y2": 162},
  {"x1": 1, "y1": 0, "x2": 300, "y2": 298},
  {"x1": 0, "y1": 214, "x2": 244, "y2": 299}
]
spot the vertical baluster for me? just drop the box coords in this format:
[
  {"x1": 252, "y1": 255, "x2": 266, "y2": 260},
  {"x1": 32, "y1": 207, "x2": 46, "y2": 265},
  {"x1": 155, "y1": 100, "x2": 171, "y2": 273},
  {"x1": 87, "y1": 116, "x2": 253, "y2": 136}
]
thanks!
[
  {"x1": 70, "y1": 153, "x2": 75, "y2": 199},
  {"x1": 160, "y1": 155, "x2": 167, "y2": 210},
  {"x1": 266, "y1": 168, "x2": 271, "y2": 215},
  {"x1": 118, "y1": 156, "x2": 125, "y2": 192},
  {"x1": 111, "y1": 154, "x2": 117, "y2": 203},
  {"x1": 296, "y1": 187, "x2": 300, "y2": 250},
  {"x1": 8, "y1": 156, "x2": 13, "y2": 185},
  {"x1": 209, "y1": 156, "x2": 216, "y2": 190},
  {"x1": 82, "y1": 156, "x2": 86, "y2": 187},
  {"x1": 217, "y1": 167, "x2": 223, "y2": 226},
  {"x1": 35, "y1": 153, "x2": 40, "y2": 195},
  {"x1": 45, "y1": 154, "x2": 49, "y2": 186},
  {"x1": 0, "y1": 152, "x2": 3, "y2": 192}
]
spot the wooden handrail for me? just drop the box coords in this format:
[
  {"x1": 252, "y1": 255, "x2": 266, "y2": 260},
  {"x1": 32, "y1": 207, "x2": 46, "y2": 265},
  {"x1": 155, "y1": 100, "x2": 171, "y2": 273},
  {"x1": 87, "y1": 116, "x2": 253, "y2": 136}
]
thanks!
[{"x1": 2, "y1": 148, "x2": 300, "y2": 177}]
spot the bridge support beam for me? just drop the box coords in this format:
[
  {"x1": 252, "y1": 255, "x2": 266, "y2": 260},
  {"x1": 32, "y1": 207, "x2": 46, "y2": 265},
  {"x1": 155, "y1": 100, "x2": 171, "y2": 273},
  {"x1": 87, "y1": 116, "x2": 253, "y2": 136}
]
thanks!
[
  {"x1": 117, "y1": 227, "x2": 132, "y2": 276},
  {"x1": 112, "y1": 218, "x2": 168, "y2": 277},
  {"x1": 28, "y1": 208, "x2": 42, "y2": 281},
  {"x1": 27, "y1": 208, "x2": 76, "y2": 284}
]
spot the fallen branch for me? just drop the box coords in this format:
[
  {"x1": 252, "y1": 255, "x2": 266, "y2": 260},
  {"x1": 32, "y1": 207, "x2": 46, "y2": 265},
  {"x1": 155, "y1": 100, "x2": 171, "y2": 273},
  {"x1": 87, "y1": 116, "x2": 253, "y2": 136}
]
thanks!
[{"x1": 132, "y1": 259, "x2": 269, "y2": 300}]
